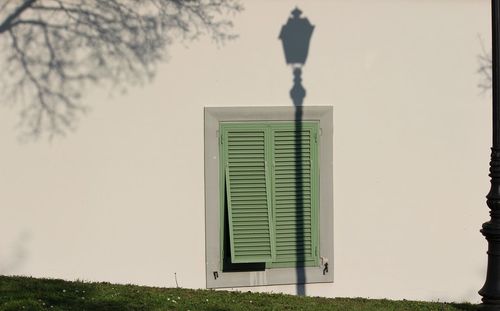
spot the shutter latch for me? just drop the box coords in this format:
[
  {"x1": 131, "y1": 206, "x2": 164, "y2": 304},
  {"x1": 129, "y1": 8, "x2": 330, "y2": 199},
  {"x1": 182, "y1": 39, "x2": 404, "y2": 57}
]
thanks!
[{"x1": 213, "y1": 271, "x2": 219, "y2": 280}]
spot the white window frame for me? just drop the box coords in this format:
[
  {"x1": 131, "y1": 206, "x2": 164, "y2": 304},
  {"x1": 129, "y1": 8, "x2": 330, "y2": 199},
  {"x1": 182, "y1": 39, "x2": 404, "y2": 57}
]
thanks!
[{"x1": 204, "y1": 106, "x2": 333, "y2": 288}]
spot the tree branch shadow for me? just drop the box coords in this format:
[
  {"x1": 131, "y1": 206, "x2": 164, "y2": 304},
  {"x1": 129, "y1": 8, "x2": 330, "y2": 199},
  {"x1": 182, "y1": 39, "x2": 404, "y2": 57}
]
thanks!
[
  {"x1": 478, "y1": 34, "x2": 492, "y2": 93},
  {"x1": 0, "y1": 0, "x2": 242, "y2": 140}
]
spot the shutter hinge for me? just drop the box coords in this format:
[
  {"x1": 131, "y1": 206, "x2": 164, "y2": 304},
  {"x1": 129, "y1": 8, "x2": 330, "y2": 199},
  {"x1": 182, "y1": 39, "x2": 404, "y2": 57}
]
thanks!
[
  {"x1": 320, "y1": 256, "x2": 329, "y2": 275},
  {"x1": 219, "y1": 131, "x2": 223, "y2": 144}
]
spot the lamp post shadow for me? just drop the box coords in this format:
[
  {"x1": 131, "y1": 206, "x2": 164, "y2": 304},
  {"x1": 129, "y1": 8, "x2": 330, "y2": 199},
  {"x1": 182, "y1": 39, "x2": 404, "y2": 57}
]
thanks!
[
  {"x1": 291, "y1": 67, "x2": 306, "y2": 296},
  {"x1": 279, "y1": 7, "x2": 314, "y2": 297}
]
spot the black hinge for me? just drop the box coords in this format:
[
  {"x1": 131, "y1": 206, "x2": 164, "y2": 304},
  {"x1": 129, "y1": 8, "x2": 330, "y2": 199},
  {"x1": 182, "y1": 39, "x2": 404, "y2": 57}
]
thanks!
[{"x1": 323, "y1": 263, "x2": 329, "y2": 275}]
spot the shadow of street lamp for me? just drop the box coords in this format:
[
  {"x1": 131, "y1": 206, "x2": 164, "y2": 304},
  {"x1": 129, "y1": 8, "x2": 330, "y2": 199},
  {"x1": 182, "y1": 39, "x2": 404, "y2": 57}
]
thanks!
[{"x1": 278, "y1": 7, "x2": 314, "y2": 296}]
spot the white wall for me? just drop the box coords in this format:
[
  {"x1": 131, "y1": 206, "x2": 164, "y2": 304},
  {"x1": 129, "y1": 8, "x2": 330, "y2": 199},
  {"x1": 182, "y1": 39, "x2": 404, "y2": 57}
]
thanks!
[{"x1": 0, "y1": 0, "x2": 490, "y2": 304}]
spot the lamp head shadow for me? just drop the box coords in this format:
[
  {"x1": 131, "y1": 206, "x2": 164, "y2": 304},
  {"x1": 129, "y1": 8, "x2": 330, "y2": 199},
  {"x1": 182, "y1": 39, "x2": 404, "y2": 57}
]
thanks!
[
  {"x1": 278, "y1": 7, "x2": 314, "y2": 67},
  {"x1": 279, "y1": 8, "x2": 314, "y2": 107}
]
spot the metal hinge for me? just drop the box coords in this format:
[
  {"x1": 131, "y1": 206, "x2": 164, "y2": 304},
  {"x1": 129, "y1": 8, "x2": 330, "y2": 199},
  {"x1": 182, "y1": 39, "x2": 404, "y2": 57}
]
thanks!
[{"x1": 320, "y1": 256, "x2": 329, "y2": 275}]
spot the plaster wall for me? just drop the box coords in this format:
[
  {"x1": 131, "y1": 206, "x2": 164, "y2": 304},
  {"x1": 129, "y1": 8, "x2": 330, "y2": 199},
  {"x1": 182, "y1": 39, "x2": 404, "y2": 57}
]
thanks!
[{"x1": 0, "y1": 0, "x2": 490, "y2": 303}]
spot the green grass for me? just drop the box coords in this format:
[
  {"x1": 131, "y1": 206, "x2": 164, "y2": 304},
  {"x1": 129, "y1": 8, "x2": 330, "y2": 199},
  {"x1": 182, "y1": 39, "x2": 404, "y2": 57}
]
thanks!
[{"x1": 0, "y1": 275, "x2": 477, "y2": 311}]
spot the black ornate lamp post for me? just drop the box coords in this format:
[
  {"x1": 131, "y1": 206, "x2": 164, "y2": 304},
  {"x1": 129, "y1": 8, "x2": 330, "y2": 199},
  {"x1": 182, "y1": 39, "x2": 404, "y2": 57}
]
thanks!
[
  {"x1": 480, "y1": 1, "x2": 500, "y2": 309},
  {"x1": 279, "y1": 7, "x2": 314, "y2": 106}
]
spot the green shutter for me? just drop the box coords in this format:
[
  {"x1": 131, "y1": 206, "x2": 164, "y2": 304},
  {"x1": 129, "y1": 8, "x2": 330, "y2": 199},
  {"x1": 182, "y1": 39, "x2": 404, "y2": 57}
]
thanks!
[
  {"x1": 223, "y1": 126, "x2": 275, "y2": 263},
  {"x1": 220, "y1": 122, "x2": 319, "y2": 267},
  {"x1": 271, "y1": 124, "x2": 318, "y2": 264}
]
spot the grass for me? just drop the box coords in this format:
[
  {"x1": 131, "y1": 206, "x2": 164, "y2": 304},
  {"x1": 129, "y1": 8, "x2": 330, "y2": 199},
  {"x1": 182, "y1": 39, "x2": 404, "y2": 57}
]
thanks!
[{"x1": 0, "y1": 275, "x2": 477, "y2": 311}]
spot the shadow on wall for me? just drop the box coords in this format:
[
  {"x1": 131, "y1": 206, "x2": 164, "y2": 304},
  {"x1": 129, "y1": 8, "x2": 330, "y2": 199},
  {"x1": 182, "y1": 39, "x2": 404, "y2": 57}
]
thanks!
[
  {"x1": 279, "y1": 7, "x2": 314, "y2": 297},
  {"x1": 477, "y1": 34, "x2": 492, "y2": 92},
  {"x1": 0, "y1": 1, "x2": 242, "y2": 139},
  {"x1": 0, "y1": 231, "x2": 31, "y2": 275}
]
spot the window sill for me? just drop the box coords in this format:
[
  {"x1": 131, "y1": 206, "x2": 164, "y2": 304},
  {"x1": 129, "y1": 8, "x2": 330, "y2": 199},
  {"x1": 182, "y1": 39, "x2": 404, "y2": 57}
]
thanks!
[{"x1": 207, "y1": 266, "x2": 332, "y2": 289}]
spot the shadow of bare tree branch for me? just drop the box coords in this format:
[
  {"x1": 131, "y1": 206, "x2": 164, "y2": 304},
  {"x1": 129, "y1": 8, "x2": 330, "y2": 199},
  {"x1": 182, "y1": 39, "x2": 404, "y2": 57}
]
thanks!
[
  {"x1": 478, "y1": 34, "x2": 492, "y2": 93},
  {"x1": 0, "y1": 0, "x2": 242, "y2": 140}
]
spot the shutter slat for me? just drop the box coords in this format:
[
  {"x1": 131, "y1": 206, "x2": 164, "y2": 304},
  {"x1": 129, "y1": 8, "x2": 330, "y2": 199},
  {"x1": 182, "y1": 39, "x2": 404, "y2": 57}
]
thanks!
[
  {"x1": 232, "y1": 212, "x2": 269, "y2": 217},
  {"x1": 273, "y1": 235, "x2": 312, "y2": 241},
  {"x1": 231, "y1": 158, "x2": 264, "y2": 166},
  {"x1": 275, "y1": 192, "x2": 311, "y2": 197},
  {"x1": 233, "y1": 217, "x2": 271, "y2": 223},
  {"x1": 275, "y1": 183, "x2": 311, "y2": 188},
  {"x1": 230, "y1": 192, "x2": 267, "y2": 197},
  {"x1": 229, "y1": 207, "x2": 269, "y2": 211},
  {"x1": 235, "y1": 237, "x2": 273, "y2": 242},
  {"x1": 229, "y1": 172, "x2": 267, "y2": 177},
  {"x1": 228, "y1": 163, "x2": 265, "y2": 168},
  {"x1": 276, "y1": 213, "x2": 312, "y2": 218}
]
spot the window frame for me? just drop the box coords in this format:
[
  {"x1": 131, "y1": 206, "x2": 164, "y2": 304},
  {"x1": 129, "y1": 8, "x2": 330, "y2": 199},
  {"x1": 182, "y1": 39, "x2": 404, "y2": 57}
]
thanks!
[{"x1": 205, "y1": 106, "x2": 333, "y2": 289}]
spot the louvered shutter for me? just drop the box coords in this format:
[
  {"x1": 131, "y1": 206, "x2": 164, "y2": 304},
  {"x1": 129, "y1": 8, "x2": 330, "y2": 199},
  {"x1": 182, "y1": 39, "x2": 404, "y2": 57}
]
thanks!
[
  {"x1": 271, "y1": 125, "x2": 318, "y2": 264},
  {"x1": 223, "y1": 127, "x2": 275, "y2": 263}
]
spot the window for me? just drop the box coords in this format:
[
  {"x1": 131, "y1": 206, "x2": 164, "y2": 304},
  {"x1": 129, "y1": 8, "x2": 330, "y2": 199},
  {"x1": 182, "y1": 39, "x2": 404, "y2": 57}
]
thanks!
[
  {"x1": 221, "y1": 122, "x2": 319, "y2": 268},
  {"x1": 205, "y1": 107, "x2": 333, "y2": 288}
]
